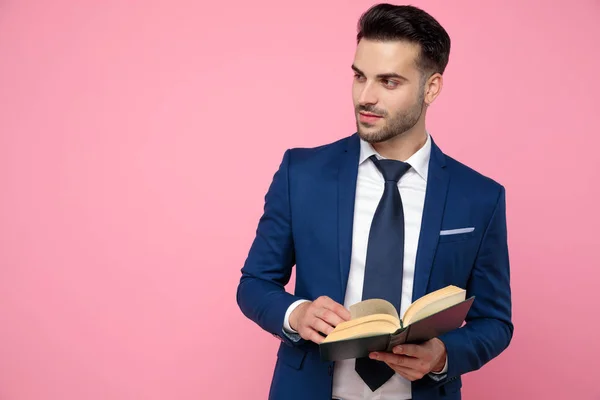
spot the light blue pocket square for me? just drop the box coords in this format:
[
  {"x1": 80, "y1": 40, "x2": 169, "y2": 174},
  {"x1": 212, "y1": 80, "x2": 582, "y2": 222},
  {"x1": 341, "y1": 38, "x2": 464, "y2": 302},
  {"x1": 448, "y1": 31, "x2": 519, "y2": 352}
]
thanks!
[{"x1": 439, "y1": 227, "x2": 475, "y2": 236}]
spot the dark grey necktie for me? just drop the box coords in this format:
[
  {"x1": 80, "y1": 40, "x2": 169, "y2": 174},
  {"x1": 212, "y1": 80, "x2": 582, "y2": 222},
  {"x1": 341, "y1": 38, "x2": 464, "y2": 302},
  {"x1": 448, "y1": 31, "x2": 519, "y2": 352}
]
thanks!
[{"x1": 355, "y1": 155, "x2": 411, "y2": 392}]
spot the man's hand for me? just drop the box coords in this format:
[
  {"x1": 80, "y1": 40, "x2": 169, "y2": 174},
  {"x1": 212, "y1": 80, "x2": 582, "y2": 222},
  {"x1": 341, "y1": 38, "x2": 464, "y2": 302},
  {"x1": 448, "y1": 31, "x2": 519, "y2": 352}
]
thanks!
[
  {"x1": 289, "y1": 296, "x2": 351, "y2": 344},
  {"x1": 369, "y1": 338, "x2": 447, "y2": 381}
]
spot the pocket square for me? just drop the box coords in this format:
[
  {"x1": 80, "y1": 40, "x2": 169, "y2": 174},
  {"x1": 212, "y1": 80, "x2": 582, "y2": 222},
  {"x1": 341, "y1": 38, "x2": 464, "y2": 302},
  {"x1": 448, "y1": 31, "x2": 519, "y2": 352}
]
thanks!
[{"x1": 440, "y1": 227, "x2": 475, "y2": 236}]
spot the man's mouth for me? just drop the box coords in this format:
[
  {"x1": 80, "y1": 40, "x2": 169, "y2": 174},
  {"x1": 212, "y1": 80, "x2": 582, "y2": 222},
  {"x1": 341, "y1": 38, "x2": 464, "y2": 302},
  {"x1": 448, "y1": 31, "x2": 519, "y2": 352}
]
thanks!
[{"x1": 359, "y1": 112, "x2": 383, "y2": 122}]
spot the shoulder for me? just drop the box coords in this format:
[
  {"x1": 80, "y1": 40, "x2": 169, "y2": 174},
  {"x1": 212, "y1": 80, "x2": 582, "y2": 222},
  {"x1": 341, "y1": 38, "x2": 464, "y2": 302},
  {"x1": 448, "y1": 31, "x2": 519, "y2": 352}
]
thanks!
[
  {"x1": 443, "y1": 153, "x2": 506, "y2": 206},
  {"x1": 289, "y1": 134, "x2": 353, "y2": 157},
  {"x1": 284, "y1": 134, "x2": 355, "y2": 168}
]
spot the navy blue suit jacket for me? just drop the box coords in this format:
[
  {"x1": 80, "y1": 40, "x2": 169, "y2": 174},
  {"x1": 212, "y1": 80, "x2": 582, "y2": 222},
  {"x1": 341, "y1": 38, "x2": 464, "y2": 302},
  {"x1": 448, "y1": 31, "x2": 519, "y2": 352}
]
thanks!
[{"x1": 236, "y1": 133, "x2": 513, "y2": 400}]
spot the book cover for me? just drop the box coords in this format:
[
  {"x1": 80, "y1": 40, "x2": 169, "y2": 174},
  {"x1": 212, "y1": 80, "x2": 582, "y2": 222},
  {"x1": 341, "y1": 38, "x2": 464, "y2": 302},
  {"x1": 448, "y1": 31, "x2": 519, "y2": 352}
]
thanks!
[{"x1": 319, "y1": 296, "x2": 474, "y2": 362}]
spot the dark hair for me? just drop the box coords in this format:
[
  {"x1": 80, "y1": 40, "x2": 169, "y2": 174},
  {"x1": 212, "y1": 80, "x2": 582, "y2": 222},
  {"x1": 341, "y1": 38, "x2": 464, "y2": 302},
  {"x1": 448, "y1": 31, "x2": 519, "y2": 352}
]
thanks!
[{"x1": 356, "y1": 3, "x2": 451, "y2": 76}]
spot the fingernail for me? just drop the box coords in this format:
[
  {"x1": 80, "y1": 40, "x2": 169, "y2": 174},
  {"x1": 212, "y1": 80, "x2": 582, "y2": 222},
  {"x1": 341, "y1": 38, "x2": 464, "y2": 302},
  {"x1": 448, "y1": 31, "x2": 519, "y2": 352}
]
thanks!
[
  {"x1": 370, "y1": 353, "x2": 378, "y2": 359},
  {"x1": 396, "y1": 346, "x2": 402, "y2": 353}
]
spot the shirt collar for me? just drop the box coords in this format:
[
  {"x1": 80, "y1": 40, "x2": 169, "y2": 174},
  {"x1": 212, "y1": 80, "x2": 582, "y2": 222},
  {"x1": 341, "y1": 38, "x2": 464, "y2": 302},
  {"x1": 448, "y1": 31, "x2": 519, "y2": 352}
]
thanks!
[{"x1": 358, "y1": 132, "x2": 431, "y2": 181}]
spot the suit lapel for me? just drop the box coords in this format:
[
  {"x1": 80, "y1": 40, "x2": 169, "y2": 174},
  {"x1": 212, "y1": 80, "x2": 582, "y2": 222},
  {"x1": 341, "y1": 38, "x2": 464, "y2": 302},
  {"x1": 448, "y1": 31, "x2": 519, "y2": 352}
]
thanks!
[
  {"x1": 337, "y1": 134, "x2": 360, "y2": 304},
  {"x1": 412, "y1": 138, "x2": 449, "y2": 302}
]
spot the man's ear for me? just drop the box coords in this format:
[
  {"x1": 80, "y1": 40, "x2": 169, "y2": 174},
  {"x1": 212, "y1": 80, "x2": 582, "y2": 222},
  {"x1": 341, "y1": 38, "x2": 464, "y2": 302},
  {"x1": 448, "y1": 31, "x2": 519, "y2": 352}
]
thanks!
[{"x1": 424, "y1": 72, "x2": 443, "y2": 106}]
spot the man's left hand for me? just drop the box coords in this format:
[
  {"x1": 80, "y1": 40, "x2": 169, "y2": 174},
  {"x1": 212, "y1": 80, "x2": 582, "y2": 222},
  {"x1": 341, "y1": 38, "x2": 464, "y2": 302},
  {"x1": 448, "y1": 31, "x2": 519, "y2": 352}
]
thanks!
[{"x1": 369, "y1": 338, "x2": 447, "y2": 381}]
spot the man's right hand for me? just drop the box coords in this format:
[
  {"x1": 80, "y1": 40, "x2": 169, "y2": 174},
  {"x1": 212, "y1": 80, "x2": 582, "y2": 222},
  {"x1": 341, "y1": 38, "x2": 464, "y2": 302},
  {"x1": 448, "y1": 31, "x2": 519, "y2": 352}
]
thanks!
[{"x1": 288, "y1": 296, "x2": 352, "y2": 344}]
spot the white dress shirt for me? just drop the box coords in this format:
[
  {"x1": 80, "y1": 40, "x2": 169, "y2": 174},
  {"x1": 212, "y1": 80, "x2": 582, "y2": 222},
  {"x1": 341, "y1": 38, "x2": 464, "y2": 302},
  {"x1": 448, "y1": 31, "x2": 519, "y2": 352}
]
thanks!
[{"x1": 283, "y1": 133, "x2": 447, "y2": 400}]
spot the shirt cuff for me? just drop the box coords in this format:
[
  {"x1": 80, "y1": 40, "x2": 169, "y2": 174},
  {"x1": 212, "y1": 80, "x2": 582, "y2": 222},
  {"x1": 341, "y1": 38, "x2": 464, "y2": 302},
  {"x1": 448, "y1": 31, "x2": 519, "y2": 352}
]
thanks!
[
  {"x1": 282, "y1": 299, "x2": 310, "y2": 340},
  {"x1": 428, "y1": 354, "x2": 448, "y2": 379}
]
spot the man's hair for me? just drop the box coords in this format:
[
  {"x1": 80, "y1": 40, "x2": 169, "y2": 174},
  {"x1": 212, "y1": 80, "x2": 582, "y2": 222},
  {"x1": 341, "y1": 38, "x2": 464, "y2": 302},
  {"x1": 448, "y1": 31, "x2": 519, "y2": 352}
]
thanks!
[{"x1": 356, "y1": 3, "x2": 451, "y2": 77}]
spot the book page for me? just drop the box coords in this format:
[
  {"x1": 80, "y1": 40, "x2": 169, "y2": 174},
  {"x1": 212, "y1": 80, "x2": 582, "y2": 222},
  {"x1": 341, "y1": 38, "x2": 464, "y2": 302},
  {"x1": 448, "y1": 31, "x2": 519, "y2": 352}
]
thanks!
[
  {"x1": 350, "y1": 299, "x2": 399, "y2": 320},
  {"x1": 322, "y1": 315, "x2": 399, "y2": 343},
  {"x1": 403, "y1": 286, "x2": 466, "y2": 326}
]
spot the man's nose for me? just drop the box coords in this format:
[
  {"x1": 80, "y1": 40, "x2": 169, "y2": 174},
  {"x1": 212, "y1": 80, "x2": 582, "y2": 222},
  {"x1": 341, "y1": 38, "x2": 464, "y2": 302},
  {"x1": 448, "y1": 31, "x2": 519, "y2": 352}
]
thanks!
[{"x1": 358, "y1": 83, "x2": 378, "y2": 106}]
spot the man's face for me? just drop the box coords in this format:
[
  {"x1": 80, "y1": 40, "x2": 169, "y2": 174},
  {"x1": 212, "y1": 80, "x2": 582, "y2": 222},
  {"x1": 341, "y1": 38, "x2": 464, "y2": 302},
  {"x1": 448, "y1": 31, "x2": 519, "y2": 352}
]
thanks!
[{"x1": 352, "y1": 39, "x2": 426, "y2": 143}]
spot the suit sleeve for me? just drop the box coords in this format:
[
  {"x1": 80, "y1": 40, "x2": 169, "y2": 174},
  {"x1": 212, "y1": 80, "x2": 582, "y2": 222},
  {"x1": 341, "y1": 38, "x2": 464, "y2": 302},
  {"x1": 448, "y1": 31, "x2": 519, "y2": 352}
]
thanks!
[
  {"x1": 236, "y1": 149, "x2": 305, "y2": 347},
  {"x1": 436, "y1": 185, "x2": 514, "y2": 381}
]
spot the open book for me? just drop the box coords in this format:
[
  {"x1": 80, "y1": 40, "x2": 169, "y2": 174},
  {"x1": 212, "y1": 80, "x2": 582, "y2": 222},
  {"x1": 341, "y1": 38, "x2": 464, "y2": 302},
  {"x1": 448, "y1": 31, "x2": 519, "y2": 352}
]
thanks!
[{"x1": 319, "y1": 285, "x2": 474, "y2": 362}]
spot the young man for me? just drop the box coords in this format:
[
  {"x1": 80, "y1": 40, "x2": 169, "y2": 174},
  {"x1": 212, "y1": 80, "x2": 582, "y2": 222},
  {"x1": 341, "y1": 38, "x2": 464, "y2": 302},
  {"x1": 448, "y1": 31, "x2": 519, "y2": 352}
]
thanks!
[{"x1": 236, "y1": 3, "x2": 513, "y2": 400}]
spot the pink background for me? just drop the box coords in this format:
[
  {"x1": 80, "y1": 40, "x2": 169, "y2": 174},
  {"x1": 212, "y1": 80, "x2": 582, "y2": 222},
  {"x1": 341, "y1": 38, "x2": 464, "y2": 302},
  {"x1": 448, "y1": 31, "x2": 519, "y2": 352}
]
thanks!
[{"x1": 1, "y1": 1, "x2": 599, "y2": 399}]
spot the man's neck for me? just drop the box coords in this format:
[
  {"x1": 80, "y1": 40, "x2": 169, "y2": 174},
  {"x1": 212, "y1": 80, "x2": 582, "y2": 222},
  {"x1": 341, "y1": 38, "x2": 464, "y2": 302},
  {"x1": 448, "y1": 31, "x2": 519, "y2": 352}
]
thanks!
[{"x1": 371, "y1": 129, "x2": 428, "y2": 162}]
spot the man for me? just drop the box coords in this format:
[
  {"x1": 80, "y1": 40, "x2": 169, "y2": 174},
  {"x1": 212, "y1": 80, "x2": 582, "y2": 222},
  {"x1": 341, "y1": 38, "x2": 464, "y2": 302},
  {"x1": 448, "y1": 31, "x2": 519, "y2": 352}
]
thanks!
[{"x1": 236, "y1": 3, "x2": 513, "y2": 400}]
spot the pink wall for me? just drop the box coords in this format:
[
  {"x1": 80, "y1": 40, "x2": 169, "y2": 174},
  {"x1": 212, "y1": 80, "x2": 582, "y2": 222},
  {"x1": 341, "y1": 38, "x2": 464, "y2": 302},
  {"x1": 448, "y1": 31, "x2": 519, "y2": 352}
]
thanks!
[{"x1": 1, "y1": 1, "x2": 599, "y2": 399}]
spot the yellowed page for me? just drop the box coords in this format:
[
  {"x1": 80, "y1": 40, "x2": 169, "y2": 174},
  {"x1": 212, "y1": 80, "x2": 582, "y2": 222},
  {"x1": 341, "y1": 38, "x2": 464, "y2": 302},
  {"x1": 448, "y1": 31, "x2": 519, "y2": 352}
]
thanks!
[
  {"x1": 322, "y1": 314, "x2": 399, "y2": 343},
  {"x1": 402, "y1": 286, "x2": 466, "y2": 326},
  {"x1": 349, "y1": 298, "x2": 399, "y2": 320}
]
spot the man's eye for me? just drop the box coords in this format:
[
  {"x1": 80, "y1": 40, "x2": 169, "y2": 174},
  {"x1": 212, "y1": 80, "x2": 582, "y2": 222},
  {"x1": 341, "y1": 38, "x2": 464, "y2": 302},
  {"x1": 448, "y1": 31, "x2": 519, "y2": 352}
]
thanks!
[{"x1": 383, "y1": 79, "x2": 398, "y2": 88}]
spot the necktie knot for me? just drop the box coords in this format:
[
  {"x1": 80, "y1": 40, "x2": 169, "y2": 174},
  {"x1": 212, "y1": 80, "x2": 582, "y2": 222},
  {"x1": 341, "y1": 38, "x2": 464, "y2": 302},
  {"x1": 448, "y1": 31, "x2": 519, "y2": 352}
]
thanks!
[{"x1": 370, "y1": 155, "x2": 411, "y2": 183}]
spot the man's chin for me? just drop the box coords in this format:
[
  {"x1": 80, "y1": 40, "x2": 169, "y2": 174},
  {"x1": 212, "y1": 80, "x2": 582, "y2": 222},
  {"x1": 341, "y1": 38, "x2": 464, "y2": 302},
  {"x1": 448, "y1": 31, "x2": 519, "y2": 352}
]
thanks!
[{"x1": 357, "y1": 128, "x2": 392, "y2": 144}]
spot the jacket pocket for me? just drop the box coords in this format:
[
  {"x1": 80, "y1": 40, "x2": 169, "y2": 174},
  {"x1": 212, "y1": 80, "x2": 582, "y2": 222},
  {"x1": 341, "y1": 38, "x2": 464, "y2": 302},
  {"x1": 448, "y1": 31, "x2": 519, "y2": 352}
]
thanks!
[
  {"x1": 277, "y1": 343, "x2": 307, "y2": 370},
  {"x1": 438, "y1": 230, "x2": 477, "y2": 243}
]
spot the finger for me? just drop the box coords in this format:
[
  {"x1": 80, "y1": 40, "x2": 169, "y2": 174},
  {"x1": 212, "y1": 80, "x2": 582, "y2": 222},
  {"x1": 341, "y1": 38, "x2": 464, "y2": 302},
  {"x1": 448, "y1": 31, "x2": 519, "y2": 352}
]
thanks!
[
  {"x1": 314, "y1": 307, "x2": 346, "y2": 328},
  {"x1": 370, "y1": 354, "x2": 423, "y2": 381},
  {"x1": 309, "y1": 330, "x2": 325, "y2": 344},
  {"x1": 393, "y1": 344, "x2": 426, "y2": 359},
  {"x1": 302, "y1": 327, "x2": 325, "y2": 344},
  {"x1": 310, "y1": 316, "x2": 335, "y2": 336},
  {"x1": 370, "y1": 352, "x2": 402, "y2": 365},
  {"x1": 370, "y1": 352, "x2": 422, "y2": 370},
  {"x1": 318, "y1": 297, "x2": 352, "y2": 321},
  {"x1": 393, "y1": 369, "x2": 414, "y2": 381},
  {"x1": 389, "y1": 365, "x2": 423, "y2": 381}
]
